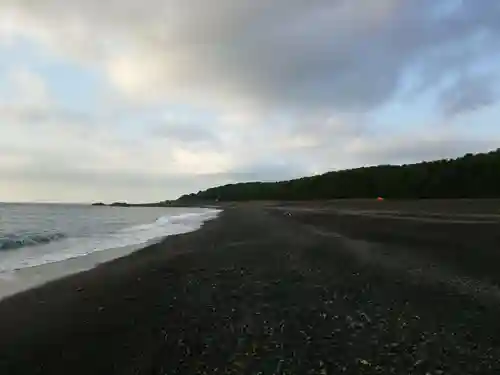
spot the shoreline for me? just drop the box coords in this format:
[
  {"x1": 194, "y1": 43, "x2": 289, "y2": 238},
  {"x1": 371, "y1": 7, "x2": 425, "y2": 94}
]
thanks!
[
  {"x1": 1, "y1": 203, "x2": 500, "y2": 374},
  {"x1": 0, "y1": 208, "x2": 221, "y2": 301},
  {"x1": 0, "y1": 241, "x2": 154, "y2": 301}
]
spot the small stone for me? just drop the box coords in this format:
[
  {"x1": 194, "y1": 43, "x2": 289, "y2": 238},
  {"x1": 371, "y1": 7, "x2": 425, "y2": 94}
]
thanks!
[
  {"x1": 414, "y1": 359, "x2": 426, "y2": 367},
  {"x1": 358, "y1": 359, "x2": 371, "y2": 366}
]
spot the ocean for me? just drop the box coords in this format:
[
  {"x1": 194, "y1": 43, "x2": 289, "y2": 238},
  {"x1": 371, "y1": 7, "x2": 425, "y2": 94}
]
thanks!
[{"x1": 0, "y1": 203, "x2": 219, "y2": 298}]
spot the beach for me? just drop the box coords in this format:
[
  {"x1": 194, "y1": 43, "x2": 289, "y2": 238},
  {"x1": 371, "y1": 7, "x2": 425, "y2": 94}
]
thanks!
[{"x1": 1, "y1": 201, "x2": 500, "y2": 374}]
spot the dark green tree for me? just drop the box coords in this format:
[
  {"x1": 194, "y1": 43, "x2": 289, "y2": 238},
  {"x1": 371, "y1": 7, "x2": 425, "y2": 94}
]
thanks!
[{"x1": 177, "y1": 149, "x2": 500, "y2": 202}]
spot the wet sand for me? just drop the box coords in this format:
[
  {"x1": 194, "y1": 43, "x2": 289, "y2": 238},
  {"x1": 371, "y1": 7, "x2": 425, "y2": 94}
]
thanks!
[{"x1": 1, "y1": 201, "x2": 500, "y2": 374}]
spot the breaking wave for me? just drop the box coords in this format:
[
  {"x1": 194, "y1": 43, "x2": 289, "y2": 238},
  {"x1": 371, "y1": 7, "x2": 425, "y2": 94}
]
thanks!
[
  {"x1": 0, "y1": 208, "x2": 221, "y2": 272},
  {"x1": 0, "y1": 233, "x2": 67, "y2": 251}
]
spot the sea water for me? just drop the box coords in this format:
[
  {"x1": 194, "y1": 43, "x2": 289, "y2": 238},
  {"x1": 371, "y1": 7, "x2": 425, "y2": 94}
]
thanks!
[{"x1": 0, "y1": 203, "x2": 220, "y2": 299}]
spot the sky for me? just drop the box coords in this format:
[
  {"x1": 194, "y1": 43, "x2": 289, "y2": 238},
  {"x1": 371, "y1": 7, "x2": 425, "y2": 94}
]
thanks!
[{"x1": 0, "y1": 0, "x2": 499, "y2": 203}]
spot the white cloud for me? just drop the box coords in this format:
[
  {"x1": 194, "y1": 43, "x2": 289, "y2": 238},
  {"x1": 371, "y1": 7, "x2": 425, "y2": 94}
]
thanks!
[
  {"x1": 1, "y1": 102, "x2": 499, "y2": 202},
  {"x1": 170, "y1": 147, "x2": 233, "y2": 175},
  {"x1": 1, "y1": 67, "x2": 51, "y2": 108},
  {"x1": 0, "y1": 1, "x2": 499, "y2": 202}
]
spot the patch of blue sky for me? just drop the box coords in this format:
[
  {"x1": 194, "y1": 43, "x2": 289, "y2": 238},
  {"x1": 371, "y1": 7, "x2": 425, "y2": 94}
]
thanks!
[
  {"x1": 368, "y1": 72, "x2": 441, "y2": 133},
  {"x1": 0, "y1": 37, "x2": 109, "y2": 115},
  {"x1": 370, "y1": 46, "x2": 500, "y2": 137}
]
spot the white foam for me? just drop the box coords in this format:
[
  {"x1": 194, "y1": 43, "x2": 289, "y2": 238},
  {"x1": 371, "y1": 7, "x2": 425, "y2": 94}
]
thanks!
[
  {"x1": 0, "y1": 208, "x2": 221, "y2": 273},
  {"x1": 0, "y1": 208, "x2": 221, "y2": 300}
]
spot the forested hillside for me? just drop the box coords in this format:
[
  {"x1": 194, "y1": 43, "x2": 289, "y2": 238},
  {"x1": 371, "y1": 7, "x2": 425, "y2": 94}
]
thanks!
[{"x1": 178, "y1": 149, "x2": 500, "y2": 202}]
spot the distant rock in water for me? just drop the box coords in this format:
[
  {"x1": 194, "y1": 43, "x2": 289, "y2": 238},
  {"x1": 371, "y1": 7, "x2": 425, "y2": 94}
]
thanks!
[
  {"x1": 110, "y1": 202, "x2": 130, "y2": 207},
  {"x1": 91, "y1": 202, "x2": 130, "y2": 207}
]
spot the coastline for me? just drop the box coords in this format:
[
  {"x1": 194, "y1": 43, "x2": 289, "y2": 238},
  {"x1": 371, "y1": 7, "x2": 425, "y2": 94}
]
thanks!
[
  {"x1": 1, "y1": 203, "x2": 500, "y2": 374},
  {"x1": 0, "y1": 207, "x2": 221, "y2": 301},
  {"x1": 0, "y1": 241, "x2": 154, "y2": 301}
]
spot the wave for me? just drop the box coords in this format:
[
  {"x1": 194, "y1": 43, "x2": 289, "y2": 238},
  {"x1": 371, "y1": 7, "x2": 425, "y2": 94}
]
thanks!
[
  {"x1": 0, "y1": 233, "x2": 67, "y2": 251},
  {"x1": 0, "y1": 208, "x2": 221, "y2": 272},
  {"x1": 112, "y1": 209, "x2": 221, "y2": 244},
  {"x1": 155, "y1": 210, "x2": 220, "y2": 225}
]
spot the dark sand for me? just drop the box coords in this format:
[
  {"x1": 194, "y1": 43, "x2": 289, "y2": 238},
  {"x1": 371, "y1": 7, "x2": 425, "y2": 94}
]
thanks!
[{"x1": 1, "y1": 201, "x2": 500, "y2": 374}]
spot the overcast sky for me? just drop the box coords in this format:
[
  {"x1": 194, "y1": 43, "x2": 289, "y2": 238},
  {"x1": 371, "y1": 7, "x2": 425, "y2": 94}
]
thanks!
[{"x1": 0, "y1": 1, "x2": 499, "y2": 202}]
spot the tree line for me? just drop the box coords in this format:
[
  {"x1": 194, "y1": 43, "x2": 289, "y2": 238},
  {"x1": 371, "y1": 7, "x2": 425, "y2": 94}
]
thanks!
[{"x1": 177, "y1": 149, "x2": 500, "y2": 202}]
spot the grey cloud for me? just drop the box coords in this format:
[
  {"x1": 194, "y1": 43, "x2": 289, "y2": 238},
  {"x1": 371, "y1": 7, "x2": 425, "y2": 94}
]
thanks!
[
  {"x1": 0, "y1": 158, "x2": 304, "y2": 202},
  {"x1": 2, "y1": 129, "x2": 499, "y2": 202},
  {"x1": 0, "y1": 162, "x2": 227, "y2": 202},
  {"x1": 262, "y1": 127, "x2": 500, "y2": 175},
  {"x1": 1, "y1": 1, "x2": 500, "y2": 203},
  {"x1": 0, "y1": 105, "x2": 95, "y2": 126},
  {"x1": 3, "y1": 1, "x2": 500, "y2": 113},
  {"x1": 222, "y1": 161, "x2": 309, "y2": 183},
  {"x1": 440, "y1": 75, "x2": 498, "y2": 116},
  {"x1": 151, "y1": 123, "x2": 219, "y2": 145},
  {"x1": 348, "y1": 138, "x2": 500, "y2": 167}
]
